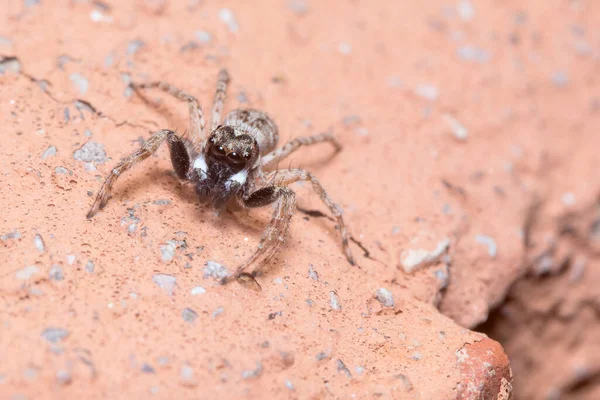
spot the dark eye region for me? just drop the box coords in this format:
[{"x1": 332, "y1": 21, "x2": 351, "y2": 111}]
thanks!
[
  {"x1": 212, "y1": 145, "x2": 226, "y2": 155},
  {"x1": 227, "y1": 151, "x2": 250, "y2": 164}
]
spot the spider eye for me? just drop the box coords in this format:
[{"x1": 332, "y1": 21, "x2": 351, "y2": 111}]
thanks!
[
  {"x1": 243, "y1": 153, "x2": 252, "y2": 160},
  {"x1": 213, "y1": 145, "x2": 226, "y2": 156},
  {"x1": 227, "y1": 152, "x2": 244, "y2": 163}
]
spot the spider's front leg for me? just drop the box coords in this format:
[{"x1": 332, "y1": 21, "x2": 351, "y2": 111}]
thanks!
[
  {"x1": 222, "y1": 185, "x2": 297, "y2": 285},
  {"x1": 86, "y1": 129, "x2": 190, "y2": 218}
]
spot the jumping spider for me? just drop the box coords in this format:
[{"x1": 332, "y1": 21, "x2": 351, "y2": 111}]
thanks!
[{"x1": 87, "y1": 69, "x2": 355, "y2": 286}]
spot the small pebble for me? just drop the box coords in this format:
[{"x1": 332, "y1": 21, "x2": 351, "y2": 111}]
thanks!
[
  {"x1": 141, "y1": 363, "x2": 156, "y2": 374},
  {"x1": 49, "y1": 265, "x2": 64, "y2": 281},
  {"x1": 73, "y1": 141, "x2": 107, "y2": 163},
  {"x1": 203, "y1": 260, "x2": 229, "y2": 280},
  {"x1": 242, "y1": 362, "x2": 262, "y2": 380},
  {"x1": 457, "y1": 0, "x2": 475, "y2": 21},
  {"x1": 443, "y1": 113, "x2": 468, "y2": 140},
  {"x1": 56, "y1": 370, "x2": 71, "y2": 385},
  {"x1": 34, "y1": 234, "x2": 45, "y2": 252},
  {"x1": 85, "y1": 260, "x2": 95, "y2": 273},
  {"x1": 54, "y1": 166, "x2": 68, "y2": 175},
  {"x1": 127, "y1": 40, "x2": 145, "y2": 56},
  {"x1": 308, "y1": 264, "x2": 319, "y2": 281},
  {"x1": 160, "y1": 241, "x2": 177, "y2": 262},
  {"x1": 329, "y1": 291, "x2": 342, "y2": 310},
  {"x1": 41, "y1": 146, "x2": 57, "y2": 160},
  {"x1": 375, "y1": 288, "x2": 394, "y2": 307},
  {"x1": 212, "y1": 307, "x2": 224, "y2": 319},
  {"x1": 195, "y1": 30, "x2": 213, "y2": 43},
  {"x1": 561, "y1": 192, "x2": 576, "y2": 206},
  {"x1": 182, "y1": 308, "x2": 198, "y2": 323},
  {"x1": 152, "y1": 274, "x2": 176, "y2": 296},
  {"x1": 284, "y1": 379, "x2": 295, "y2": 391},
  {"x1": 411, "y1": 352, "x2": 423, "y2": 361},
  {"x1": 41, "y1": 327, "x2": 70, "y2": 343},
  {"x1": 414, "y1": 84, "x2": 439, "y2": 101},
  {"x1": 552, "y1": 71, "x2": 569, "y2": 87},
  {"x1": 337, "y1": 359, "x2": 352, "y2": 378},
  {"x1": 1, "y1": 230, "x2": 21, "y2": 241},
  {"x1": 190, "y1": 286, "x2": 206, "y2": 295},
  {"x1": 287, "y1": 0, "x2": 308, "y2": 15},
  {"x1": 457, "y1": 46, "x2": 491, "y2": 63},
  {"x1": 400, "y1": 238, "x2": 450, "y2": 273}
]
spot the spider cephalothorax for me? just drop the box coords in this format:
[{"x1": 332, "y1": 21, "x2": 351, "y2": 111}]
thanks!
[{"x1": 87, "y1": 69, "x2": 355, "y2": 288}]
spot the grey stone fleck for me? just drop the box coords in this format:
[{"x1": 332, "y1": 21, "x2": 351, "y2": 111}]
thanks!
[
  {"x1": 63, "y1": 107, "x2": 70, "y2": 122},
  {"x1": 400, "y1": 237, "x2": 451, "y2": 273},
  {"x1": 395, "y1": 373, "x2": 413, "y2": 391},
  {"x1": 434, "y1": 266, "x2": 449, "y2": 289},
  {"x1": 49, "y1": 265, "x2": 64, "y2": 281},
  {"x1": 54, "y1": 166, "x2": 68, "y2": 175},
  {"x1": 203, "y1": 260, "x2": 230, "y2": 280},
  {"x1": 457, "y1": 46, "x2": 490, "y2": 63},
  {"x1": 16, "y1": 266, "x2": 38, "y2": 280},
  {"x1": 85, "y1": 260, "x2": 95, "y2": 273},
  {"x1": 1, "y1": 230, "x2": 21, "y2": 241},
  {"x1": 182, "y1": 307, "x2": 198, "y2": 323},
  {"x1": 56, "y1": 369, "x2": 71, "y2": 385},
  {"x1": 411, "y1": 351, "x2": 422, "y2": 361},
  {"x1": 329, "y1": 291, "x2": 341, "y2": 310},
  {"x1": 219, "y1": 8, "x2": 239, "y2": 33},
  {"x1": 316, "y1": 351, "x2": 329, "y2": 361},
  {"x1": 141, "y1": 363, "x2": 156, "y2": 373},
  {"x1": 306, "y1": 298, "x2": 314, "y2": 307},
  {"x1": 195, "y1": 30, "x2": 213, "y2": 43},
  {"x1": 288, "y1": 0, "x2": 308, "y2": 15},
  {"x1": 73, "y1": 141, "x2": 107, "y2": 163},
  {"x1": 84, "y1": 162, "x2": 96, "y2": 171},
  {"x1": 338, "y1": 42, "x2": 352, "y2": 55},
  {"x1": 190, "y1": 286, "x2": 206, "y2": 295},
  {"x1": 152, "y1": 274, "x2": 176, "y2": 296},
  {"x1": 41, "y1": 146, "x2": 57, "y2": 160},
  {"x1": 23, "y1": 367, "x2": 37, "y2": 380},
  {"x1": 337, "y1": 359, "x2": 352, "y2": 378},
  {"x1": 308, "y1": 264, "x2": 319, "y2": 280},
  {"x1": 355, "y1": 366, "x2": 365, "y2": 375},
  {"x1": 69, "y1": 73, "x2": 89, "y2": 95},
  {"x1": 552, "y1": 71, "x2": 569, "y2": 87},
  {"x1": 212, "y1": 307, "x2": 224, "y2": 319},
  {"x1": 414, "y1": 84, "x2": 438, "y2": 101},
  {"x1": 180, "y1": 364, "x2": 194, "y2": 382},
  {"x1": 104, "y1": 53, "x2": 114, "y2": 68},
  {"x1": 375, "y1": 288, "x2": 394, "y2": 307},
  {"x1": 127, "y1": 40, "x2": 145, "y2": 56},
  {"x1": 25, "y1": 0, "x2": 41, "y2": 6},
  {"x1": 41, "y1": 327, "x2": 70, "y2": 343},
  {"x1": 242, "y1": 362, "x2": 262, "y2": 379},
  {"x1": 153, "y1": 199, "x2": 171, "y2": 205},
  {"x1": 0, "y1": 57, "x2": 21, "y2": 74},
  {"x1": 67, "y1": 255, "x2": 76, "y2": 265},
  {"x1": 0, "y1": 36, "x2": 12, "y2": 46},
  {"x1": 284, "y1": 379, "x2": 295, "y2": 391},
  {"x1": 160, "y1": 240, "x2": 177, "y2": 262},
  {"x1": 475, "y1": 234, "x2": 497, "y2": 257}
]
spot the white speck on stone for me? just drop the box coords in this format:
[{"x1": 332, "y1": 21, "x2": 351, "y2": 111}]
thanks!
[
  {"x1": 457, "y1": 46, "x2": 491, "y2": 63},
  {"x1": 152, "y1": 274, "x2": 176, "y2": 296},
  {"x1": 85, "y1": 260, "x2": 95, "y2": 273},
  {"x1": 160, "y1": 240, "x2": 177, "y2": 262},
  {"x1": 190, "y1": 286, "x2": 206, "y2": 295},
  {"x1": 475, "y1": 234, "x2": 497, "y2": 257},
  {"x1": 284, "y1": 379, "x2": 295, "y2": 391},
  {"x1": 69, "y1": 73, "x2": 89, "y2": 94},
  {"x1": 41, "y1": 146, "x2": 57, "y2": 160},
  {"x1": 56, "y1": 369, "x2": 71, "y2": 385},
  {"x1": 456, "y1": 348, "x2": 469, "y2": 363},
  {"x1": 355, "y1": 366, "x2": 365, "y2": 375},
  {"x1": 16, "y1": 265, "x2": 38, "y2": 280},
  {"x1": 457, "y1": 0, "x2": 475, "y2": 21},
  {"x1": 180, "y1": 364, "x2": 194, "y2": 382},
  {"x1": 375, "y1": 288, "x2": 394, "y2": 307},
  {"x1": 41, "y1": 327, "x2": 69, "y2": 343},
  {"x1": 219, "y1": 9, "x2": 239, "y2": 33},
  {"x1": 127, "y1": 40, "x2": 145, "y2": 56},
  {"x1": 195, "y1": 30, "x2": 213, "y2": 43},
  {"x1": 34, "y1": 234, "x2": 45, "y2": 253},
  {"x1": 561, "y1": 192, "x2": 576, "y2": 206},
  {"x1": 414, "y1": 84, "x2": 439, "y2": 101},
  {"x1": 67, "y1": 255, "x2": 76, "y2": 265},
  {"x1": 90, "y1": 9, "x2": 113, "y2": 23},
  {"x1": 73, "y1": 141, "x2": 107, "y2": 163},
  {"x1": 443, "y1": 113, "x2": 468, "y2": 140},
  {"x1": 242, "y1": 362, "x2": 263, "y2": 379},
  {"x1": 1, "y1": 230, "x2": 21, "y2": 241},
  {"x1": 308, "y1": 264, "x2": 319, "y2": 281},
  {"x1": 49, "y1": 265, "x2": 64, "y2": 281},
  {"x1": 212, "y1": 307, "x2": 224, "y2": 319},
  {"x1": 411, "y1": 352, "x2": 422, "y2": 361},
  {"x1": 203, "y1": 260, "x2": 230, "y2": 280},
  {"x1": 400, "y1": 237, "x2": 451, "y2": 273},
  {"x1": 338, "y1": 42, "x2": 352, "y2": 55},
  {"x1": 329, "y1": 291, "x2": 342, "y2": 310},
  {"x1": 287, "y1": 0, "x2": 308, "y2": 15}
]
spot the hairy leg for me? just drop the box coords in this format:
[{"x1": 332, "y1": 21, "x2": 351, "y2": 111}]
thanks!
[
  {"x1": 264, "y1": 168, "x2": 355, "y2": 265},
  {"x1": 211, "y1": 68, "x2": 230, "y2": 131},
  {"x1": 131, "y1": 81, "x2": 206, "y2": 147},
  {"x1": 222, "y1": 186, "x2": 296, "y2": 284},
  {"x1": 260, "y1": 132, "x2": 341, "y2": 168},
  {"x1": 87, "y1": 129, "x2": 190, "y2": 218}
]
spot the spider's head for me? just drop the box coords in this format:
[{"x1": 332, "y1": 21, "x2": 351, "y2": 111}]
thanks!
[{"x1": 205, "y1": 125, "x2": 259, "y2": 173}]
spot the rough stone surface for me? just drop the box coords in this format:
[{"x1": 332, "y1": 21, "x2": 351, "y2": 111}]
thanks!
[{"x1": 1, "y1": 0, "x2": 598, "y2": 398}]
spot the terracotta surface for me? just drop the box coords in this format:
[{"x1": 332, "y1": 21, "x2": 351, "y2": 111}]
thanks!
[{"x1": 1, "y1": 0, "x2": 598, "y2": 398}]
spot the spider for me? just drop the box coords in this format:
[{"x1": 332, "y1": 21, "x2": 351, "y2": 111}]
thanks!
[{"x1": 86, "y1": 68, "x2": 355, "y2": 286}]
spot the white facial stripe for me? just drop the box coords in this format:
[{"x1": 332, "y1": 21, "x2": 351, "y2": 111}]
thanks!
[
  {"x1": 225, "y1": 170, "x2": 248, "y2": 190},
  {"x1": 193, "y1": 155, "x2": 207, "y2": 171}
]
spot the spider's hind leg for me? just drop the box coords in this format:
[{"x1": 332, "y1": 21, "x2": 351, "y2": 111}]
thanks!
[{"x1": 87, "y1": 129, "x2": 190, "y2": 218}]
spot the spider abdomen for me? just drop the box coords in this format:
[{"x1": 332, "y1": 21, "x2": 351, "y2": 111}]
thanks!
[{"x1": 223, "y1": 109, "x2": 279, "y2": 155}]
